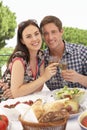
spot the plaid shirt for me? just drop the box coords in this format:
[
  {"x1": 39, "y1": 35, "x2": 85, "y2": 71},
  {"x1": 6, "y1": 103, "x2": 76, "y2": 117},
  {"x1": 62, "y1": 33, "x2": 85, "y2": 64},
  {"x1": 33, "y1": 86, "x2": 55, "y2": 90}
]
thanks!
[{"x1": 44, "y1": 41, "x2": 87, "y2": 90}]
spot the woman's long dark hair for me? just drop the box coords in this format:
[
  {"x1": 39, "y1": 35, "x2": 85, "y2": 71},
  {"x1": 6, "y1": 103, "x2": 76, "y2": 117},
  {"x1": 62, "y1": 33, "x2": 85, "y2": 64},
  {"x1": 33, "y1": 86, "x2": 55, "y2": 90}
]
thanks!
[{"x1": 7, "y1": 19, "x2": 41, "y2": 66}]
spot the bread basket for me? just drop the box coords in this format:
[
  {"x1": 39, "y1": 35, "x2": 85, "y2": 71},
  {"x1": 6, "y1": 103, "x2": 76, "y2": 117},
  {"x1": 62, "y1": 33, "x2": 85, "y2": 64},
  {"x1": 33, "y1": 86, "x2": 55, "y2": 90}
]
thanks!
[{"x1": 19, "y1": 115, "x2": 68, "y2": 130}]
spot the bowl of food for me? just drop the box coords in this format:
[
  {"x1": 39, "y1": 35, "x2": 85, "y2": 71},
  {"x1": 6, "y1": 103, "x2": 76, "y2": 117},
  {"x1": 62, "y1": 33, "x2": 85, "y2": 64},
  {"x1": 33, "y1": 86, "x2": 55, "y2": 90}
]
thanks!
[
  {"x1": 78, "y1": 110, "x2": 87, "y2": 130},
  {"x1": 19, "y1": 99, "x2": 69, "y2": 130}
]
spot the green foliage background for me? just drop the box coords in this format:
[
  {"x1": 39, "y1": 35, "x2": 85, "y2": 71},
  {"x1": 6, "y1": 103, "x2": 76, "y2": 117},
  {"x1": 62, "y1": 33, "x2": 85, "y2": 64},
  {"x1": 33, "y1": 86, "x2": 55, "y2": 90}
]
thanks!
[
  {"x1": 63, "y1": 27, "x2": 87, "y2": 46},
  {"x1": 0, "y1": 47, "x2": 14, "y2": 66},
  {"x1": 0, "y1": 47, "x2": 14, "y2": 77},
  {"x1": 0, "y1": 1, "x2": 17, "y2": 48}
]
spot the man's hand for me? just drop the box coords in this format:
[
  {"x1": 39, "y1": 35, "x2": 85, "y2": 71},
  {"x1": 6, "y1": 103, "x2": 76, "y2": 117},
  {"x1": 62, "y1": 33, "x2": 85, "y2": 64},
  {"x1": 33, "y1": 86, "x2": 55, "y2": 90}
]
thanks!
[{"x1": 61, "y1": 69, "x2": 81, "y2": 83}]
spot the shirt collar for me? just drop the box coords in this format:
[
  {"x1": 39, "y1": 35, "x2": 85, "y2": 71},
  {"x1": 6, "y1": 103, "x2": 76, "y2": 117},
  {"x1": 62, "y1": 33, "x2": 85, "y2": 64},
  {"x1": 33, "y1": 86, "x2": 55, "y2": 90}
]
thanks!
[
  {"x1": 45, "y1": 40, "x2": 74, "y2": 58},
  {"x1": 64, "y1": 40, "x2": 74, "y2": 55}
]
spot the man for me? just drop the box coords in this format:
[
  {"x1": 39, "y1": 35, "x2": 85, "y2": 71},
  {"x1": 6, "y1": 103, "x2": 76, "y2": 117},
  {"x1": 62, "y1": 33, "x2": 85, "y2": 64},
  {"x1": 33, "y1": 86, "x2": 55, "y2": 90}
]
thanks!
[{"x1": 40, "y1": 15, "x2": 87, "y2": 90}]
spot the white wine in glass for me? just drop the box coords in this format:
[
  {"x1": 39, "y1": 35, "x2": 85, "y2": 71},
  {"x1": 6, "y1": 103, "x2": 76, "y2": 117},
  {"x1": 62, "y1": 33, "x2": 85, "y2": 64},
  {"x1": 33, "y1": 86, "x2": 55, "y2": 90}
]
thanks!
[
  {"x1": 48, "y1": 56, "x2": 59, "y2": 82},
  {"x1": 59, "y1": 62, "x2": 68, "y2": 71},
  {"x1": 59, "y1": 59, "x2": 68, "y2": 85},
  {"x1": 49, "y1": 56, "x2": 59, "y2": 64}
]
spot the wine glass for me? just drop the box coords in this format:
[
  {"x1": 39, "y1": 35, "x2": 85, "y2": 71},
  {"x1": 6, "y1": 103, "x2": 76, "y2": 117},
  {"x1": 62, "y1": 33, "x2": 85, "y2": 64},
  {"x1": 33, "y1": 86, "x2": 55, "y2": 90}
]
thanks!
[
  {"x1": 48, "y1": 56, "x2": 59, "y2": 82},
  {"x1": 59, "y1": 59, "x2": 68, "y2": 85},
  {"x1": 59, "y1": 59, "x2": 68, "y2": 71}
]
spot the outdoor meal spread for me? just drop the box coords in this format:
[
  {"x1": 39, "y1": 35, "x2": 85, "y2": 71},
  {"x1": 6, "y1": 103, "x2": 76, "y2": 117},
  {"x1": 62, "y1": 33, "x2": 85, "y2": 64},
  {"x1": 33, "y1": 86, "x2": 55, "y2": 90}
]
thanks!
[
  {"x1": 3, "y1": 86, "x2": 85, "y2": 121},
  {"x1": 2, "y1": 86, "x2": 86, "y2": 128}
]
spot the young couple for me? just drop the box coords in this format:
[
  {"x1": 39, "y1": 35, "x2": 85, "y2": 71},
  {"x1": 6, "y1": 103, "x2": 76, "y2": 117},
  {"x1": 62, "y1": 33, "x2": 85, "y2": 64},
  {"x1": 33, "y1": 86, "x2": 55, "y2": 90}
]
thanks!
[{"x1": 0, "y1": 15, "x2": 87, "y2": 100}]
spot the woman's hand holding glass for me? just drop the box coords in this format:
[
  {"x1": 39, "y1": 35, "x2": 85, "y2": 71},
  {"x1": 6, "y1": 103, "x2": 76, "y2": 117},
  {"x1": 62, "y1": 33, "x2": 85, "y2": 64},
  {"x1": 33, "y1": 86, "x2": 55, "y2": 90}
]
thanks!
[
  {"x1": 43, "y1": 62, "x2": 58, "y2": 81},
  {"x1": 48, "y1": 56, "x2": 59, "y2": 82}
]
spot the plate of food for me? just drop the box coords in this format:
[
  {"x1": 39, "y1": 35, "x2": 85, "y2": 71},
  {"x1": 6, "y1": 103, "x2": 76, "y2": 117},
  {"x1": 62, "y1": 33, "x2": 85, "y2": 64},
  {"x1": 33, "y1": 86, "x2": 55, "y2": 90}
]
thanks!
[
  {"x1": 52, "y1": 86, "x2": 86, "y2": 103},
  {"x1": 52, "y1": 86, "x2": 87, "y2": 118}
]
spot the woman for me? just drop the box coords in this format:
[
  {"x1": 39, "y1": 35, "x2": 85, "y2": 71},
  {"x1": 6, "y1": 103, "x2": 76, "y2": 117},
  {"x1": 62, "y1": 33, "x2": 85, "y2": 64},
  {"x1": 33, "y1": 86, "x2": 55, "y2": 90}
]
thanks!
[{"x1": 0, "y1": 19, "x2": 58, "y2": 99}]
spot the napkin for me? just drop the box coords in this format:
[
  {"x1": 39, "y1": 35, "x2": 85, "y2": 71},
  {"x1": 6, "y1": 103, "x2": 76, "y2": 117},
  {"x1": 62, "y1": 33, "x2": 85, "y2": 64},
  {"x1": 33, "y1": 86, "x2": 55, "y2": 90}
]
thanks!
[
  {"x1": 22, "y1": 108, "x2": 38, "y2": 123},
  {"x1": 8, "y1": 120, "x2": 23, "y2": 130},
  {"x1": 15, "y1": 103, "x2": 30, "y2": 115}
]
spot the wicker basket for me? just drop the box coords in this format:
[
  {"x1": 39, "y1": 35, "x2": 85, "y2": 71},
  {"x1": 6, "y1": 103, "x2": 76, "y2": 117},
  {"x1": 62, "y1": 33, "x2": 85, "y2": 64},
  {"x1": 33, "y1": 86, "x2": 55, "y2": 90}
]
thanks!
[{"x1": 19, "y1": 115, "x2": 68, "y2": 130}]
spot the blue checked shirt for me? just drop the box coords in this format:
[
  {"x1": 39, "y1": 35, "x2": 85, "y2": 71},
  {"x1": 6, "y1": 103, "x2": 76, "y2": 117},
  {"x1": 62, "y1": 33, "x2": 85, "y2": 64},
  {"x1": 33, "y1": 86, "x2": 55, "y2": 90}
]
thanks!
[{"x1": 44, "y1": 41, "x2": 87, "y2": 90}]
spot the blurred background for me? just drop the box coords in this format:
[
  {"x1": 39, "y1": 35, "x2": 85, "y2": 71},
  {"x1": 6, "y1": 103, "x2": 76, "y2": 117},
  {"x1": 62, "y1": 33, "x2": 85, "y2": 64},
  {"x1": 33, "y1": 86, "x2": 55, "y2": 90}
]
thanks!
[{"x1": 0, "y1": 0, "x2": 87, "y2": 77}]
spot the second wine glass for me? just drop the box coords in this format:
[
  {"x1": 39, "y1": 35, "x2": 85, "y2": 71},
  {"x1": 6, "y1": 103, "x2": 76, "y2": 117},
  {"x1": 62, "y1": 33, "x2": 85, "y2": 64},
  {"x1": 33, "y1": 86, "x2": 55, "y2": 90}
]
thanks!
[{"x1": 59, "y1": 59, "x2": 68, "y2": 86}]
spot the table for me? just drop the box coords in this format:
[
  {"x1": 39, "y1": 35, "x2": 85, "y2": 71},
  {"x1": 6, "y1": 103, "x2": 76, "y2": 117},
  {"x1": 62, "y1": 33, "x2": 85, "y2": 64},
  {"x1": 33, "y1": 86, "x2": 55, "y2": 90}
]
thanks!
[
  {"x1": 0, "y1": 84, "x2": 85, "y2": 130},
  {"x1": 66, "y1": 117, "x2": 81, "y2": 130}
]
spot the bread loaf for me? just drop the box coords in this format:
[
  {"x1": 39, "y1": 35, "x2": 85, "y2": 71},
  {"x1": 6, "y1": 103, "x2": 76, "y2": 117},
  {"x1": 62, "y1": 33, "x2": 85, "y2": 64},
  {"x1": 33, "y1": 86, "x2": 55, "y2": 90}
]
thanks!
[
  {"x1": 31, "y1": 99, "x2": 44, "y2": 119},
  {"x1": 22, "y1": 98, "x2": 70, "y2": 123},
  {"x1": 31, "y1": 99, "x2": 69, "y2": 120},
  {"x1": 39, "y1": 108, "x2": 69, "y2": 123},
  {"x1": 43, "y1": 100, "x2": 65, "y2": 113}
]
